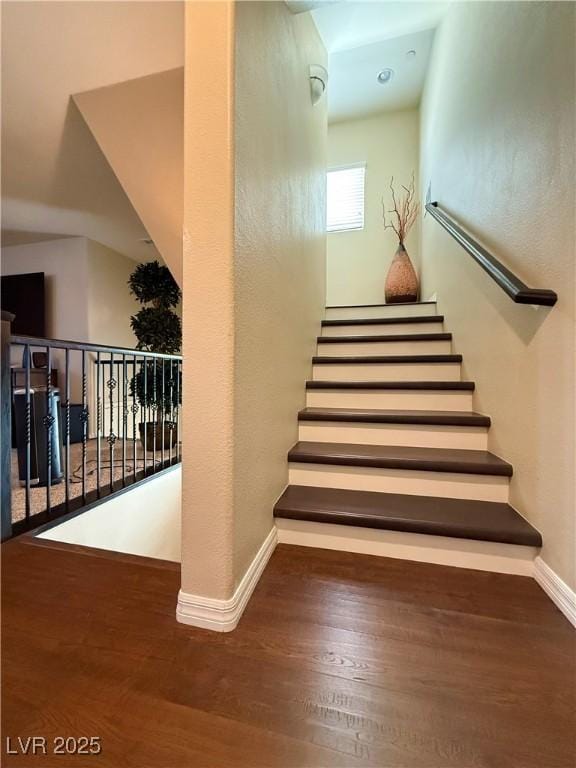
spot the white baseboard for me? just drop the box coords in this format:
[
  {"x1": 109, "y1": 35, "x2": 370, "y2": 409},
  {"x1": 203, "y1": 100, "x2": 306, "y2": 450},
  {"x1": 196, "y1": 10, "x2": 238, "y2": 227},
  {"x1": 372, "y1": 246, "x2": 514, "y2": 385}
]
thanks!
[
  {"x1": 534, "y1": 556, "x2": 576, "y2": 628},
  {"x1": 276, "y1": 518, "x2": 537, "y2": 576},
  {"x1": 176, "y1": 527, "x2": 277, "y2": 632},
  {"x1": 175, "y1": 523, "x2": 575, "y2": 631}
]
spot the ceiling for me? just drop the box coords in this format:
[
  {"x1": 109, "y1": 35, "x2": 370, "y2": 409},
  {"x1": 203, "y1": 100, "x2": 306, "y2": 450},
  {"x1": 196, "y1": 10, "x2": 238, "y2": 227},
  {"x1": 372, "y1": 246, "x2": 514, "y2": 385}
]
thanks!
[
  {"x1": 327, "y1": 28, "x2": 435, "y2": 122},
  {"x1": 1, "y1": 1, "x2": 183, "y2": 260},
  {"x1": 309, "y1": 1, "x2": 449, "y2": 122}
]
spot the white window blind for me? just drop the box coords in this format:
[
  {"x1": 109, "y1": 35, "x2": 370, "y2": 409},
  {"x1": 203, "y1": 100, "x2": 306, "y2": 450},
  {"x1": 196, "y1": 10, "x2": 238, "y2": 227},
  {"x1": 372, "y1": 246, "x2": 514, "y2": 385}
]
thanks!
[{"x1": 326, "y1": 164, "x2": 366, "y2": 233}]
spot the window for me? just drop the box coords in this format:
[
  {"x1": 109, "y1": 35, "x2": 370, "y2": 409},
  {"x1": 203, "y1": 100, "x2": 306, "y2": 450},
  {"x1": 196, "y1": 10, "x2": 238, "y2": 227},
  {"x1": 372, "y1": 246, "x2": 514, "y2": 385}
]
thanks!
[{"x1": 326, "y1": 164, "x2": 366, "y2": 233}]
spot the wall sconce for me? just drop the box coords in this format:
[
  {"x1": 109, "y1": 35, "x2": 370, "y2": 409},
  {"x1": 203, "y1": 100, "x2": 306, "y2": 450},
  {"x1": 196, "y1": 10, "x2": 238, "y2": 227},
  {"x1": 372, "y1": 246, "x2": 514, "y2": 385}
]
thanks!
[{"x1": 309, "y1": 64, "x2": 328, "y2": 106}]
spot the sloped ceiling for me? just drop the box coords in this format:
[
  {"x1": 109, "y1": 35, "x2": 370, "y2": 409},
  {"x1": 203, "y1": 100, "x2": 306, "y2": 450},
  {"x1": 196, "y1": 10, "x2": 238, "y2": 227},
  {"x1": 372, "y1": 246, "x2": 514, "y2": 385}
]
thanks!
[
  {"x1": 74, "y1": 69, "x2": 184, "y2": 285},
  {"x1": 1, "y1": 1, "x2": 183, "y2": 264}
]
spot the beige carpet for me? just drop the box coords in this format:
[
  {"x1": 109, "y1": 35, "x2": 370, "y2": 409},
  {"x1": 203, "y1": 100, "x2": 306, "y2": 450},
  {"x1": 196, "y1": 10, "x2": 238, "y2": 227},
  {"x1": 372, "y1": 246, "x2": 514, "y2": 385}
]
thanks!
[{"x1": 10, "y1": 438, "x2": 180, "y2": 524}]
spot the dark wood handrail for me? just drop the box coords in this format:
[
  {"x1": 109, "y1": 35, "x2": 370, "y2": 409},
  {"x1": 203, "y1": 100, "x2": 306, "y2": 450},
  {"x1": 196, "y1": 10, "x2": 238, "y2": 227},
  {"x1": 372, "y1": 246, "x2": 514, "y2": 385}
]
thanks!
[{"x1": 425, "y1": 201, "x2": 558, "y2": 307}]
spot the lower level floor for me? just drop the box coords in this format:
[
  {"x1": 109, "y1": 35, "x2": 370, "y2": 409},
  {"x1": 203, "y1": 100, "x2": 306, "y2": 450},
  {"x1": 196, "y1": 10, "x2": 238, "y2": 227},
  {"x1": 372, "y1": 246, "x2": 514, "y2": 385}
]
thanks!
[{"x1": 2, "y1": 536, "x2": 574, "y2": 767}]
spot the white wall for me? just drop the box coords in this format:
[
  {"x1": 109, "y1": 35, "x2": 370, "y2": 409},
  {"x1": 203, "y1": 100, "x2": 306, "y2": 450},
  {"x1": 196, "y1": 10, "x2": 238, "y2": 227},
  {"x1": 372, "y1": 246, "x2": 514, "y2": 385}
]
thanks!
[
  {"x1": 327, "y1": 110, "x2": 419, "y2": 306},
  {"x1": 38, "y1": 466, "x2": 181, "y2": 562},
  {"x1": 1, "y1": 237, "x2": 90, "y2": 341},
  {"x1": 2, "y1": 237, "x2": 140, "y2": 403},
  {"x1": 86, "y1": 239, "x2": 139, "y2": 349},
  {"x1": 1, "y1": 0, "x2": 183, "y2": 263},
  {"x1": 2, "y1": 237, "x2": 90, "y2": 398},
  {"x1": 1, "y1": 236, "x2": 139, "y2": 348},
  {"x1": 420, "y1": 1, "x2": 575, "y2": 589}
]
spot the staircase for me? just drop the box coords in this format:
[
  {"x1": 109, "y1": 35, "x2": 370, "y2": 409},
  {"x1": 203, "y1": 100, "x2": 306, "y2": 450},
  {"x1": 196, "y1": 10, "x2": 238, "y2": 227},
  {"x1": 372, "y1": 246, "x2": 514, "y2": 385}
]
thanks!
[{"x1": 274, "y1": 301, "x2": 542, "y2": 575}]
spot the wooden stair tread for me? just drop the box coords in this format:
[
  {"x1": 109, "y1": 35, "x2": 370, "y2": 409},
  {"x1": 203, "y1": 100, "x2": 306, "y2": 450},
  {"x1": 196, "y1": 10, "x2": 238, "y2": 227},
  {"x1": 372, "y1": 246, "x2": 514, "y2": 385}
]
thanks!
[
  {"x1": 318, "y1": 333, "x2": 452, "y2": 343},
  {"x1": 274, "y1": 485, "x2": 541, "y2": 547},
  {"x1": 288, "y1": 441, "x2": 513, "y2": 476},
  {"x1": 298, "y1": 408, "x2": 491, "y2": 427},
  {"x1": 313, "y1": 354, "x2": 461, "y2": 364},
  {"x1": 322, "y1": 315, "x2": 443, "y2": 327},
  {"x1": 326, "y1": 301, "x2": 436, "y2": 309},
  {"x1": 307, "y1": 380, "x2": 475, "y2": 390}
]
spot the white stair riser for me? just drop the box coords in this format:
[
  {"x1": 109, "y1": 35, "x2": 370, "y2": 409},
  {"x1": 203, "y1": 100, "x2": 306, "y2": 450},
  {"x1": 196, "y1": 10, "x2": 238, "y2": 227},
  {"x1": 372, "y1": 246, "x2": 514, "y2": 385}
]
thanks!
[
  {"x1": 288, "y1": 463, "x2": 509, "y2": 503},
  {"x1": 276, "y1": 519, "x2": 537, "y2": 576},
  {"x1": 325, "y1": 304, "x2": 438, "y2": 321},
  {"x1": 321, "y1": 321, "x2": 443, "y2": 337},
  {"x1": 312, "y1": 362, "x2": 461, "y2": 382},
  {"x1": 306, "y1": 389, "x2": 474, "y2": 411},
  {"x1": 317, "y1": 339, "x2": 452, "y2": 356},
  {"x1": 298, "y1": 422, "x2": 488, "y2": 450}
]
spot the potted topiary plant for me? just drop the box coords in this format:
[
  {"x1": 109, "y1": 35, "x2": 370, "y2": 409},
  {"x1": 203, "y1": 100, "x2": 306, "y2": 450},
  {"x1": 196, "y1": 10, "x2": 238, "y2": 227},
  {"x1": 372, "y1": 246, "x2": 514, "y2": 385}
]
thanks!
[{"x1": 128, "y1": 260, "x2": 182, "y2": 452}]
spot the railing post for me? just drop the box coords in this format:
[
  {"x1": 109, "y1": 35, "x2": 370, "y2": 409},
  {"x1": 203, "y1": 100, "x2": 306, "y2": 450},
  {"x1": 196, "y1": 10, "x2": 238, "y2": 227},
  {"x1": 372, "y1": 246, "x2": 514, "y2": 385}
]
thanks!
[{"x1": 1, "y1": 311, "x2": 15, "y2": 541}]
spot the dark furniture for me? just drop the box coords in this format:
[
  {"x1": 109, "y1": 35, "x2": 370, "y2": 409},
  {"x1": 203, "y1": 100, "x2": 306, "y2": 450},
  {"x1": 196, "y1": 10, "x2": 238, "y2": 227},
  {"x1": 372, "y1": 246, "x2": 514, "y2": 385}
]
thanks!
[
  {"x1": 10, "y1": 368, "x2": 58, "y2": 448},
  {"x1": 1, "y1": 272, "x2": 46, "y2": 335},
  {"x1": 11, "y1": 367, "x2": 58, "y2": 389},
  {"x1": 62, "y1": 403, "x2": 88, "y2": 444},
  {"x1": 13, "y1": 387, "x2": 64, "y2": 487}
]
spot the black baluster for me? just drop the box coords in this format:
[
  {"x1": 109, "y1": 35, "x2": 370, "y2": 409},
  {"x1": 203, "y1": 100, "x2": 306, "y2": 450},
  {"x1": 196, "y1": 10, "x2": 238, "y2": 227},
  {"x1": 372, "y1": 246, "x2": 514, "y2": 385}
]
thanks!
[
  {"x1": 108, "y1": 352, "x2": 116, "y2": 492},
  {"x1": 176, "y1": 359, "x2": 181, "y2": 463},
  {"x1": 24, "y1": 345, "x2": 31, "y2": 520},
  {"x1": 131, "y1": 355, "x2": 138, "y2": 480},
  {"x1": 81, "y1": 351, "x2": 88, "y2": 503},
  {"x1": 168, "y1": 360, "x2": 175, "y2": 466},
  {"x1": 96, "y1": 351, "x2": 101, "y2": 497},
  {"x1": 161, "y1": 359, "x2": 165, "y2": 467},
  {"x1": 64, "y1": 348, "x2": 70, "y2": 508},
  {"x1": 122, "y1": 354, "x2": 127, "y2": 487},
  {"x1": 152, "y1": 358, "x2": 157, "y2": 472},
  {"x1": 143, "y1": 357, "x2": 147, "y2": 476},
  {"x1": 44, "y1": 346, "x2": 53, "y2": 516}
]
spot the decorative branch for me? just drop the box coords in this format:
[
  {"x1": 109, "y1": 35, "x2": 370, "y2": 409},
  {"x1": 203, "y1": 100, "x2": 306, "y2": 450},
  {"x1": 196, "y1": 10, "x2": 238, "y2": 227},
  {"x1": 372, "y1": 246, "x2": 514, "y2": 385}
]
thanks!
[{"x1": 382, "y1": 173, "x2": 420, "y2": 245}]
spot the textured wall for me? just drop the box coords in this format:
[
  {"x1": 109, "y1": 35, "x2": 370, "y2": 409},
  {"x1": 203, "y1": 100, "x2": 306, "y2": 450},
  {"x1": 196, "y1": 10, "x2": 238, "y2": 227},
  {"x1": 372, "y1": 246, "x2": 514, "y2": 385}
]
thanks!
[
  {"x1": 420, "y1": 1, "x2": 575, "y2": 588},
  {"x1": 181, "y1": 0, "x2": 236, "y2": 600},
  {"x1": 233, "y1": 1, "x2": 327, "y2": 584},
  {"x1": 327, "y1": 110, "x2": 419, "y2": 306},
  {"x1": 181, "y1": 0, "x2": 327, "y2": 601}
]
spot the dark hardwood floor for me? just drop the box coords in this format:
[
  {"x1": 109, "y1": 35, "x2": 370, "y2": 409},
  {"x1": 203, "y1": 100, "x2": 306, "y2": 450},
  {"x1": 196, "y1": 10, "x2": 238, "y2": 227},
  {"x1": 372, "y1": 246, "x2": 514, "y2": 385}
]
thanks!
[{"x1": 2, "y1": 536, "x2": 575, "y2": 767}]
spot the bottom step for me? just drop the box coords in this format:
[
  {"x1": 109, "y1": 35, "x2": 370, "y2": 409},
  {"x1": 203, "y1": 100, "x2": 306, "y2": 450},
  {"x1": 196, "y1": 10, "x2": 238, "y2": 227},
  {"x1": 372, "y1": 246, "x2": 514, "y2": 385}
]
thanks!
[
  {"x1": 275, "y1": 518, "x2": 538, "y2": 576},
  {"x1": 274, "y1": 485, "x2": 541, "y2": 576}
]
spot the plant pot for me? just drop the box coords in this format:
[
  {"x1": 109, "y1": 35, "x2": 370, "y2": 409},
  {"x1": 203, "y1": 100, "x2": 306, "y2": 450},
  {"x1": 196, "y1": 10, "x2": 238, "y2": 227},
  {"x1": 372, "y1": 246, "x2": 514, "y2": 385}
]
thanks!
[
  {"x1": 138, "y1": 421, "x2": 177, "y2": 453},
  {"x1": 385, "y1": 243, "x2": 419, "y2": 303}
]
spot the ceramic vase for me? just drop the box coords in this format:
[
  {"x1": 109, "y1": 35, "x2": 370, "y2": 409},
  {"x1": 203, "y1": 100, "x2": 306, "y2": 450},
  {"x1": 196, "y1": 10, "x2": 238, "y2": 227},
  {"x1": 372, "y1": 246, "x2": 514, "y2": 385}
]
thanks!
[{"x1": 385, "y1": 242, "x2": 419, "y2": 303}]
